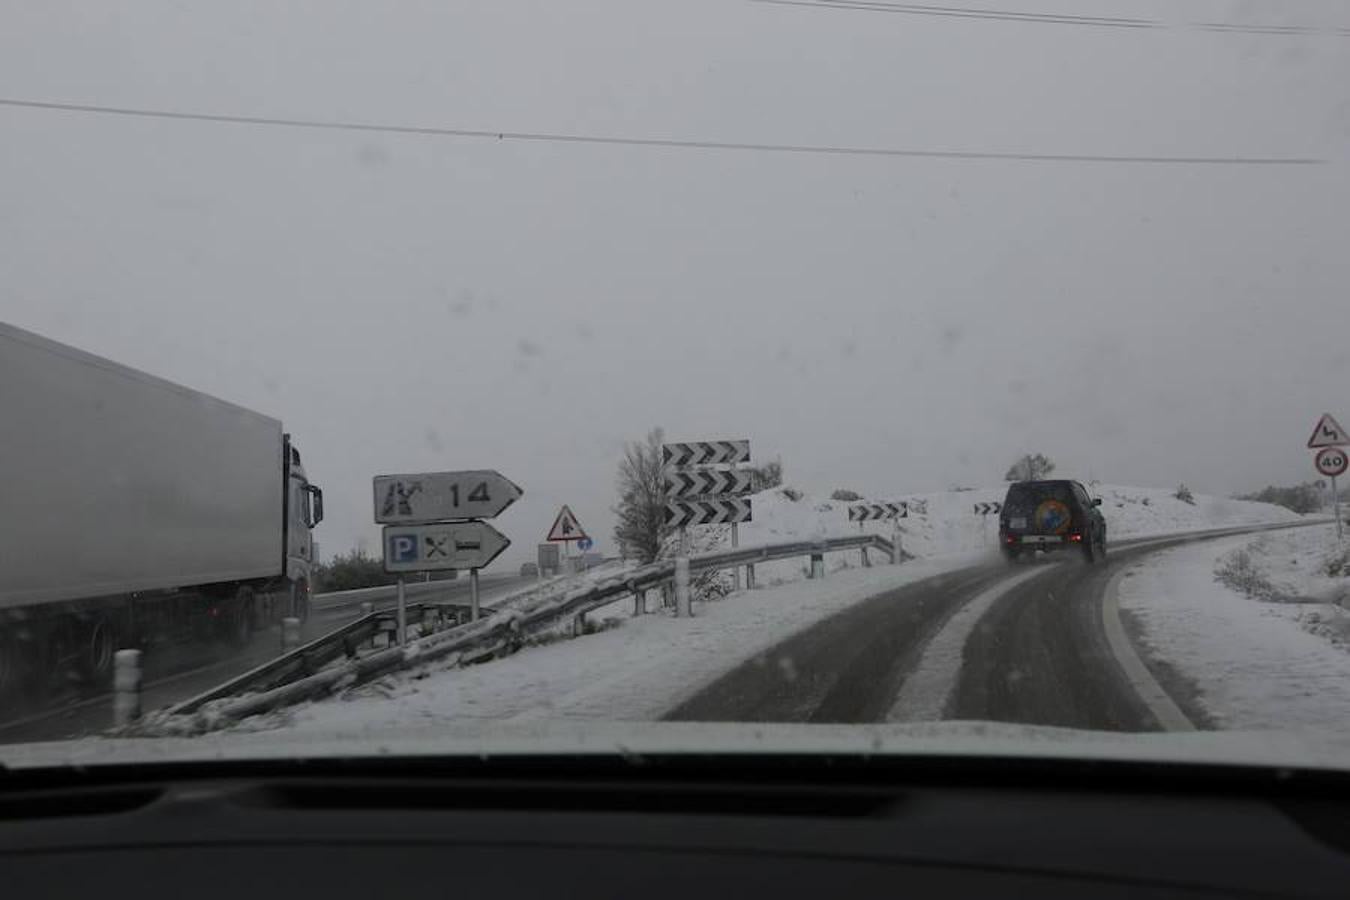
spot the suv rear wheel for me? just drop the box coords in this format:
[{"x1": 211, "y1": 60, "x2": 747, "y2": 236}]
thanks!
[{"x1": 1082, "y1": 532, "x2": 1097, "y2": 563}]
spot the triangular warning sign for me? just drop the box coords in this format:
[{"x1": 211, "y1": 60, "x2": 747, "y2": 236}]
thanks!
[
  {"x1": 547, "y1": 505, "x2": 588, "y2": 542},
  {"x1": 1308, "y1": 413, "x2": 1349, "y2": 448}
]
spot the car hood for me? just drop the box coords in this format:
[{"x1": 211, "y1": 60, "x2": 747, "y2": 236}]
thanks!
[{"x1": 4, "y1": 720, "x2": 1350, "y2": 773}]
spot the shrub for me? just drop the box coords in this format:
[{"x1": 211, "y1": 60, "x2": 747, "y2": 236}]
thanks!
[
  {"x1": 831, "y1": 489, "x2": 862, "y2": 502},
  {"x1": 315, "y1": 550, "x2": 395, "y2": 592},
  {"x1": 1325, "y1": 548, "x2": 1350, "y2": 579},
  {"x1": 1213, "y1": 546, "x2": 1293, "y2": 602},
  {"x1": 1174, "y1": 484, "x2": 1195, "y2": 505},
  {"x1": 749, "y1": 459, "x2": 784, "y2": 491},
  {"x1": 1236, "y1": 483, "x2": 1324, "y2": 514}
]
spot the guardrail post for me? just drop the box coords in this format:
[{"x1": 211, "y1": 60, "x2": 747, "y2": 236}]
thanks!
[
  {"x1": 810, "y1": 546, "x2": 825, "y2": 579},
  {"x1": 675, "y1": 557, "x2": 691, "y2": 617},
  {"x1": 281, "y1": 617, "x2": 301, "y2": 651},
  {"x1": 891, "y1": 526, "x2": 903, "y2": 564},
  {"x1": 746, "y1": 564, "x2": 756, "y2": 590},
  {"x1": 112, "y1": 649, "x2": 142, "y2": 727}
]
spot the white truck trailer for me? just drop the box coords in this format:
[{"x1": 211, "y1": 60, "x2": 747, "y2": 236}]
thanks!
[{"x1": 0, "y1": 323, "x2": 323, "y2": 695}]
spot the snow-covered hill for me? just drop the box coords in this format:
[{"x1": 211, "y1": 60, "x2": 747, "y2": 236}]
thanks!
[{"x1": 736, "y1": 483, "x2": 1304, "y2": 584}]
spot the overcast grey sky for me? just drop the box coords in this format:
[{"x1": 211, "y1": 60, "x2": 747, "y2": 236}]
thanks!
[{"x1": 3, "y1": 0, "x2": 1349, "y2": 564}]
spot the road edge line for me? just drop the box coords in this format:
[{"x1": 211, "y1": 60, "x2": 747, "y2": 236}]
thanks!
[{"x1": 1101, "y1": 563, "x2": 1195, "y2": 732}]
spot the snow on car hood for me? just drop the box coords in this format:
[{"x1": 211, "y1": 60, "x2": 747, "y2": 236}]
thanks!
[{"x1": 4, "y1": 720, "x2": 1350, "y2": 773}]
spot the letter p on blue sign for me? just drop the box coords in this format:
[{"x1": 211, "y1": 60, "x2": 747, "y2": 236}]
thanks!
[{"x1": 389, "y1": 534, "x2": 419, "y2": 564}]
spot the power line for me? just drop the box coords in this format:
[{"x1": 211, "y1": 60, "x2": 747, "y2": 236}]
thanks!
[
  {"x1": 752, "y1": 0, "x2": 1350, "y2": 36},
  {"x1": 0, "y1": 96, "x2": 1322, "y2": 166},
  {"x1": 753, "y1": 0, "x2": 1156, "y2": 28}
]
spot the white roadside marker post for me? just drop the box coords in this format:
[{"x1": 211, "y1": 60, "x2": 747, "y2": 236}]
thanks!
[
  {"x1": 112, "y1": 649, "x2": 142, "y2": 728},
  {"x1": 281, "y1": 617, "x2": 301, "y2": 651}
]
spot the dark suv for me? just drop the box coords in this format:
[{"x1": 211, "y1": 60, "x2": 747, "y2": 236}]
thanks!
[{"x1": 999, "y1": 480, "x2": 1106, "y2": 563}]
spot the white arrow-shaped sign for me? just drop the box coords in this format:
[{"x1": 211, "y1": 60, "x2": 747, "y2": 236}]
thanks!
[
  {"x1": 382, "y1": 521, "x2": 511, "y2": 572},
  {"x1": 373, "y1": 470, "x2": 523, "y2": 524}
]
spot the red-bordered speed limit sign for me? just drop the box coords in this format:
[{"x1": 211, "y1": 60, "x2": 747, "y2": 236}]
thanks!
[{"x1": 1315, "y1": 446, "x2": 1349, "y2": 478}]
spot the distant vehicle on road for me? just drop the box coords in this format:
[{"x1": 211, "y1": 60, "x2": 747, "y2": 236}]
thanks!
[
  {"x1": 520, "y1": 562, "x2": 539, "y2": 577},
  {"x1": 999, "y1": 480, "x2": 1105, "y2": 563}
]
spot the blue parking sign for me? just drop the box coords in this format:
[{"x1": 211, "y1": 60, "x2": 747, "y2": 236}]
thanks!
[{"x1": 388, "y1": 533, "x2": 419, "y2": 563}]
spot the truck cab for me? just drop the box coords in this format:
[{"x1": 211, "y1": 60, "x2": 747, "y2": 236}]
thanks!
[{"x1": 285, "y1": 439, "x2": 324, "y2": 621}]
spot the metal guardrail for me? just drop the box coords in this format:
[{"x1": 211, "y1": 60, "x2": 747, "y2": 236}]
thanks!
[
  {"x1": 167, "y1": 602, "x2": 466, "y2": 716},
  {"x1": 143, "y1": 533, "x2": 898, "y2": 733}
]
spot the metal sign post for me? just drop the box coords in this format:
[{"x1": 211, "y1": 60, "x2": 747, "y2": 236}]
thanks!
[
  {"x1": 1314, "y1": 446, "x2": 1348, "y2": 544},
  {"x1": 973, "y1": 502, "x2": 1003, "y2": 547},
  {"x1": 395, "y1": 575, "x2": 407, "y2": 645},
  {"x1": 470, "y1": 568, "x2": 481, "y2": 621},
  {"x1": 1335, "y1": 476, "x2": 1343, "y2": 544}
]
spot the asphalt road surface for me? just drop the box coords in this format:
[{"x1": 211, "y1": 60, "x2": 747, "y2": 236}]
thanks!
[
  {"x1": 0, "y1": 571, "x2": 531, "y2": 743},
  {"x1": 668, "y1": 525, "x2": 1317, "y2": 730}
]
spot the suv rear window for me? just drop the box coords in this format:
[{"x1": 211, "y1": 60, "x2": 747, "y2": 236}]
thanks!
[{"x1": 1004, "y1": 482, "x2": 1076, "y2": 517}]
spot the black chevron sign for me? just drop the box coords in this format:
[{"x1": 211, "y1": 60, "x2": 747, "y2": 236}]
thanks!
[
  {"x1": 664, "y1": 498, "x2": 753, "y2": 527},
  {"x1": 847, "y1": 502, "x2": 908, "y2": 522},
  {"x1": 973, "y1": 502, "x2": 1003, "y2": 516},
  {"x1": 663, "y1": 468, "x2": 754, "y2": 500},
  {"x1": 662, "y1": 440, "x2": 751, "y2": 468}
]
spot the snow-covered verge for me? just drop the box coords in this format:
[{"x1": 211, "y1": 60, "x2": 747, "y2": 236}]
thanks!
[
  {"x1": 223, "y1": 558, "x2": 984, "y2": 739},
  {"x1": 1118, "y1": 525, "x2": 1350, "y2": 733}
]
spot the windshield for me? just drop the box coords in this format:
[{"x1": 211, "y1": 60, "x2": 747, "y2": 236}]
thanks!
[
  {"x1": 1004, "y1": 482, "x2": 1077, "y2": 515},
  {"x1": 2, "y1": 0, "x2": 1350, "y2": 773}
]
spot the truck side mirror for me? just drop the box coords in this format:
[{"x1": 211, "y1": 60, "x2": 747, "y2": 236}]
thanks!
[
  {"x1": 307, "y1": 485, "x2": 325, "y2": 527},
  {"x1": 1092, "y1": 498, "x2": 1102, "y2": 506}
]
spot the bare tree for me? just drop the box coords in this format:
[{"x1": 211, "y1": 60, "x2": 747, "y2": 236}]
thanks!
[
  {"x1": 612, "y1": 427, "x2": 669, "y2": 564},
  {"x1": 749, "y1": 458, "x2": 783, "y2": 491},
  {"x1": 1004, "y1": 453, "x2": 1056, "y2": 482}
]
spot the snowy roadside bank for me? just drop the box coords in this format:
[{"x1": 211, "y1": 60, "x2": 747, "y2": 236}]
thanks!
[
  {"x1": 1118, "y1": 525, "x2": 1350, "y2": 733},
  {"x1": 261, "y1": 555, "x2": 989, "y2": 739}
]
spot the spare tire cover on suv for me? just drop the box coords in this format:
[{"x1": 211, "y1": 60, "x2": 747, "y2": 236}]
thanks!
[{"x1": 1033, "y1": 499, "x2": 1072, "y2": 535}]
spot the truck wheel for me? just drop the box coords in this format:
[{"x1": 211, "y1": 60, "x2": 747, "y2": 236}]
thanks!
[
  {"x1": 294, "y1": 581, "x2": 311, "y2": 623},
  {"x1": 226, "y1": 587, "x2": 254, "y2": 646},
  {"x1": 0, "y1": 631, "x2": 15, "y2": 697},
  {"x1": 79, "y1": 618, "x2": 117, "y2": 684}
]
